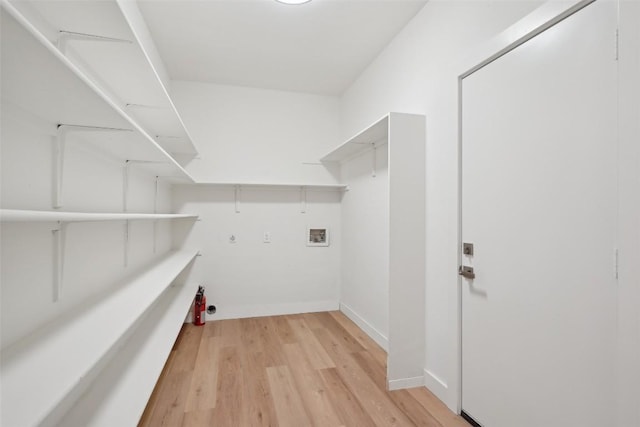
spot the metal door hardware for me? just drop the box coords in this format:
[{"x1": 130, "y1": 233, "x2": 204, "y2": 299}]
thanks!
[
  {"x1": 459, "y1": 265, "x2": 475, "y2": 279},
  {"x1": 463, "y1": 242, "x2": 474, "y2": 256}
]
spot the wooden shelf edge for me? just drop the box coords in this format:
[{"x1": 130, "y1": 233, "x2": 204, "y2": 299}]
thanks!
[
  {"x1": 1, "y1": 1, "x2": 196, "y2": 183},
  {"x1": 0, "y1": 209, "x2": 198, "y2": 222},
  {"x1": 0, "y1": 250, "x2": 199, "y2": 427}
]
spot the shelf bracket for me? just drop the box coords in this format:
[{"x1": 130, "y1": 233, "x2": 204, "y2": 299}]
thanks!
[
  {"x1": 123, "y1": 161, "x2": 131, "y2": 267},
  {"x1": 57, "y1": 30, "x2": 132, "y2": 55},
  {"x1": 122, "y1": 161, "x2": 166, "y2": 264},
  {"x1": 300, "y1": 186, "x2": 307, "y2": 214},
  {"x1": 371, "y1": 143, "x2": 377, "y2": 178},
  {"x1": 123, "y1": 160, "x2": 168, "y2": 211},
  {"x1": 235, "y1": 185, "x2": 241, "y2": 213},
  {"x1": 153, "y1": 176, "x2": 159, "y2": 254},
  {"x1": 54, "y1": 124, "x2": 132, "y2": 209},
  {"x1": 52, "y1": 221, "x2": 67, "y2": 302},
  {"x1": 53, "y1": 127, "x2": 67, "y2": 209},
  {"x1": 125, "y1": 103, "x2": 166, "y2": 110},
  {"x1": 124, "y1": 219, "x2": 130, "y2": 267}
]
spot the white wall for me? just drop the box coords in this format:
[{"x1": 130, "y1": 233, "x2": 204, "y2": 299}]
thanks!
[
  {"x1": 340, "y1": 143, "x2": 389, "y2": 347},
  {"x1": 0, "y1": 104, "x2": 175, "y2": 350},
  {"x1": 339, "y1": 0, "x2": 543, "y2": 408},
  {"x1": 172, "y1": 185, "x2": 341, "y2": 319},
  {"x1": 171, "y1": 81, "x2": 341, "y2": 184},
  {"x1": 340, "y1": 0, "x2": 640, "y2": 418},
  {"x1": 170, "y1": 82, "x2": 343, "y2": 319},
  {"x1": 616, "y1": 1, "x2": 640, "y2": 425}
]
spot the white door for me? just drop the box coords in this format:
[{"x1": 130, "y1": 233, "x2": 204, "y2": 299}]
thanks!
[{"x1": 461, "y1": 2, "x2": 618, "y2": 426}]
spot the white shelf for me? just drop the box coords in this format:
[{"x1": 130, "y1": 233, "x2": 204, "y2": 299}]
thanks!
[
  {"x1": 0, "y1": 250, "x2": 199, "y2": 427},
  {"x1": 6, "y1": 0, "x2": 198, "y2": 158},
  {"x1": 191, "y1": 181, "x2": 348, "y2": 191},
  {"x1": 0, "y1": 2, "x2": 194, "y2": 182},
  {"x1": 60, "y1": 281, "x2": 199, "y2": 427},
  {"x1": 0, "y1": 209, "x2": 198, "y2": 223},
  {"x1": 320, "y1": 114, "x2": 389, "y2": 162}
]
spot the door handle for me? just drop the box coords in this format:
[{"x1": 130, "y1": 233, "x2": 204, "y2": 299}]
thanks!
[{"x1": 459, "y1": 265, "x2": 475, "y2": 279}]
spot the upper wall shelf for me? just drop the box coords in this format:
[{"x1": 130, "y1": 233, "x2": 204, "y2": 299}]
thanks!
[
  {"x1": 191, "y1": 182, "x2": 348, "y2": 191},
  {"x1": 6, "y1": 0, "x2": 198, "y2": 159},
  {"x1": 0, "y1": 209, "x2": 198, "y2": 223},
  {"x1": 60, "y1": 281, "x2": 200, "y2": 426},
  {"x1": 0, "y1": 2, "x2": 194, "y2": 183},
  {"x1": 320, "y1": 115, "x2": 389, "y2": 162}
]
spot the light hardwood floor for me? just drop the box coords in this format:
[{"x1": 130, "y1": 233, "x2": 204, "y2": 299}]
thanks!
[{"x1": 139, "y1": 311, "x2": 469, "y2": 427}]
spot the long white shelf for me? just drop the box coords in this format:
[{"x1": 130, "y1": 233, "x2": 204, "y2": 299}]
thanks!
[
  {"x1": 320, "y1": 114, "x2": 389, "y2": 162},
  {"x1": 0, "y1": 2, "x2": 194, "y2": 182},
  {"x1": 191, "y1": 181, "x2": 348, "y2": 191},
  {"x1": 0, "y1": 209, "x2": 198, "y2": 223},
  {"x1": 6, "y1": 0, "x2": 198, "y2": 158},
  {"x1": 60, "y1": 281, "x2": 199, "y2": 426},
  {"x1": 0, "y1": 250, "x2": 199, "y2": 427}
]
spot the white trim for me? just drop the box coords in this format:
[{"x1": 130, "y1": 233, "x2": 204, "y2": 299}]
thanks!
[
  {"x1": 388, "y1": 376, "x2": 425, "y2": 391},
  {"x1": 339, "y1": 302, "x2": 388, "y2": 351},
  {"x1": 454, "y1": 0, "x2": 595, "y2": 414},
  {"x1": 188, "y1": 182, "x2": 347, "y2": 191},
  {"x1": 191, "y1": 300, "x2": 339, "y2": 322},
  {"x1": 0, "y1": 209, "x2": 197, "y2": 222},
  {"x1": 424, "y1": 369, "x2": 449, "y2": 404},
  {"x1": 458, "y1": 0, "x2": 593, "y2": 78}
]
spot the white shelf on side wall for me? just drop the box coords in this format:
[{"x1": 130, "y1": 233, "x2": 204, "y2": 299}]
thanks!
[
  {"x1": 192, "y1": 181, "x2": 348, "y2": 191},
  {"x1": 0, "y1": 250, "x2": 199, "y2": 427},
  {"x1": 1, "y1": 2, "x2": 194, "y2": 182},
  {"x1": 59, "y1": 281, "x2": 200, "y2": 427},
  {"x1": 6, "y1": 0, "x2": 198, "y2": 159},
  {"x1": 320, "y1": 114, "x2": 389, "y2": 162},
  {"x1": 323, "y1": 112, "x2": 426, "y2": 391},
  {"x1": 0, "y1": 209, "x2": 198, "y2": 223}
]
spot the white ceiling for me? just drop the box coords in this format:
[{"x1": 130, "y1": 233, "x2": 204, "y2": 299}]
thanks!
[{"x1": 138, "y1": 0, "x2": 427, "y2": 96}]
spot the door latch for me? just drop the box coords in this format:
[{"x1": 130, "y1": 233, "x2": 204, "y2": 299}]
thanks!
[{"x1": 459, "y1": 265, "x2": 475, "y2": 279}]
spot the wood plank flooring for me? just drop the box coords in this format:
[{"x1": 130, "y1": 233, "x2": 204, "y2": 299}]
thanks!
[{"x1": 139, "y1": 311, "x2": 469, "y2": 427}]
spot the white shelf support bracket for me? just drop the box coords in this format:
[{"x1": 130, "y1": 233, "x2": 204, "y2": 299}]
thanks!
[
  {"x1": 125, "y1": 103, "x2": 166, "y2": 110},
  {"x1": 52, "y1": 221, "x2": 67, "y2": 302},
  {"x1": 235, "y1": 185, "x2": 241, "y2": 213},
  {"x1": 57, "y1": 30, "x2": 132, "y2": 55},
  {"x1": 53, "y1": 126, "x2": 67, "y2": 209},
  {"x1": 155, "y1": 135, "x2": 183, "y2": 142},
  {"x1": 124, "y1": 219, "x2": 130, "y2": 268},
  {"x1": 121, "y1": 161, "x2": 167, "y2": 264},
  {"x1": 123, "y1": 160, "x2": 130, "y2": 212},
  {"x1": 153, "y1": 176, "x2": 159, "y2": 254},
  {"x1": 371, "y1": 143, "x2": 377, "y2": 178},
  {"x1": 123, "y1": 161, "x2": 131, "y2": 266},
  {"x1": 54, "y1": 124, "x2": 132, "y2": 210},
  {"x1": 300, "y1": 186, "x2": 307, "y2": 214}
]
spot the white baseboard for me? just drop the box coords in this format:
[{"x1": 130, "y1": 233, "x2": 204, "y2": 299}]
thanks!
[
  {"x1": 339, "y1": 302, "x2": 388, "y2": 351},
  {"x1": 424, "y1": 368, "x2": 449, "y2": 403},
  {"x1": 193, "y1": 300, "x2": 340, "y2": 322},
  {"x1": 387, "y1": 375, "x2": 425, "y2": 391}
]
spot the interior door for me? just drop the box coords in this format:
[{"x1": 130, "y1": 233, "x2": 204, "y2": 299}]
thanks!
[{"x1": 460, "y1": 2, "x2": 618, "y2": 426}]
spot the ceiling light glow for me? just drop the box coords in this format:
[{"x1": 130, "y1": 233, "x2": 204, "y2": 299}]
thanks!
[{"x1": 275, "y1": 0, "x2": 312, "y2": 5}]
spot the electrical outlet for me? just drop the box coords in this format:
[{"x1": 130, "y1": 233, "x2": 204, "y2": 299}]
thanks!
[
  {"x1": 229, "y1": 234, "x2": 237, "y2": 244},
  {"x1": 263, "y1": 232, "x2": 271, "y2": 243}
]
